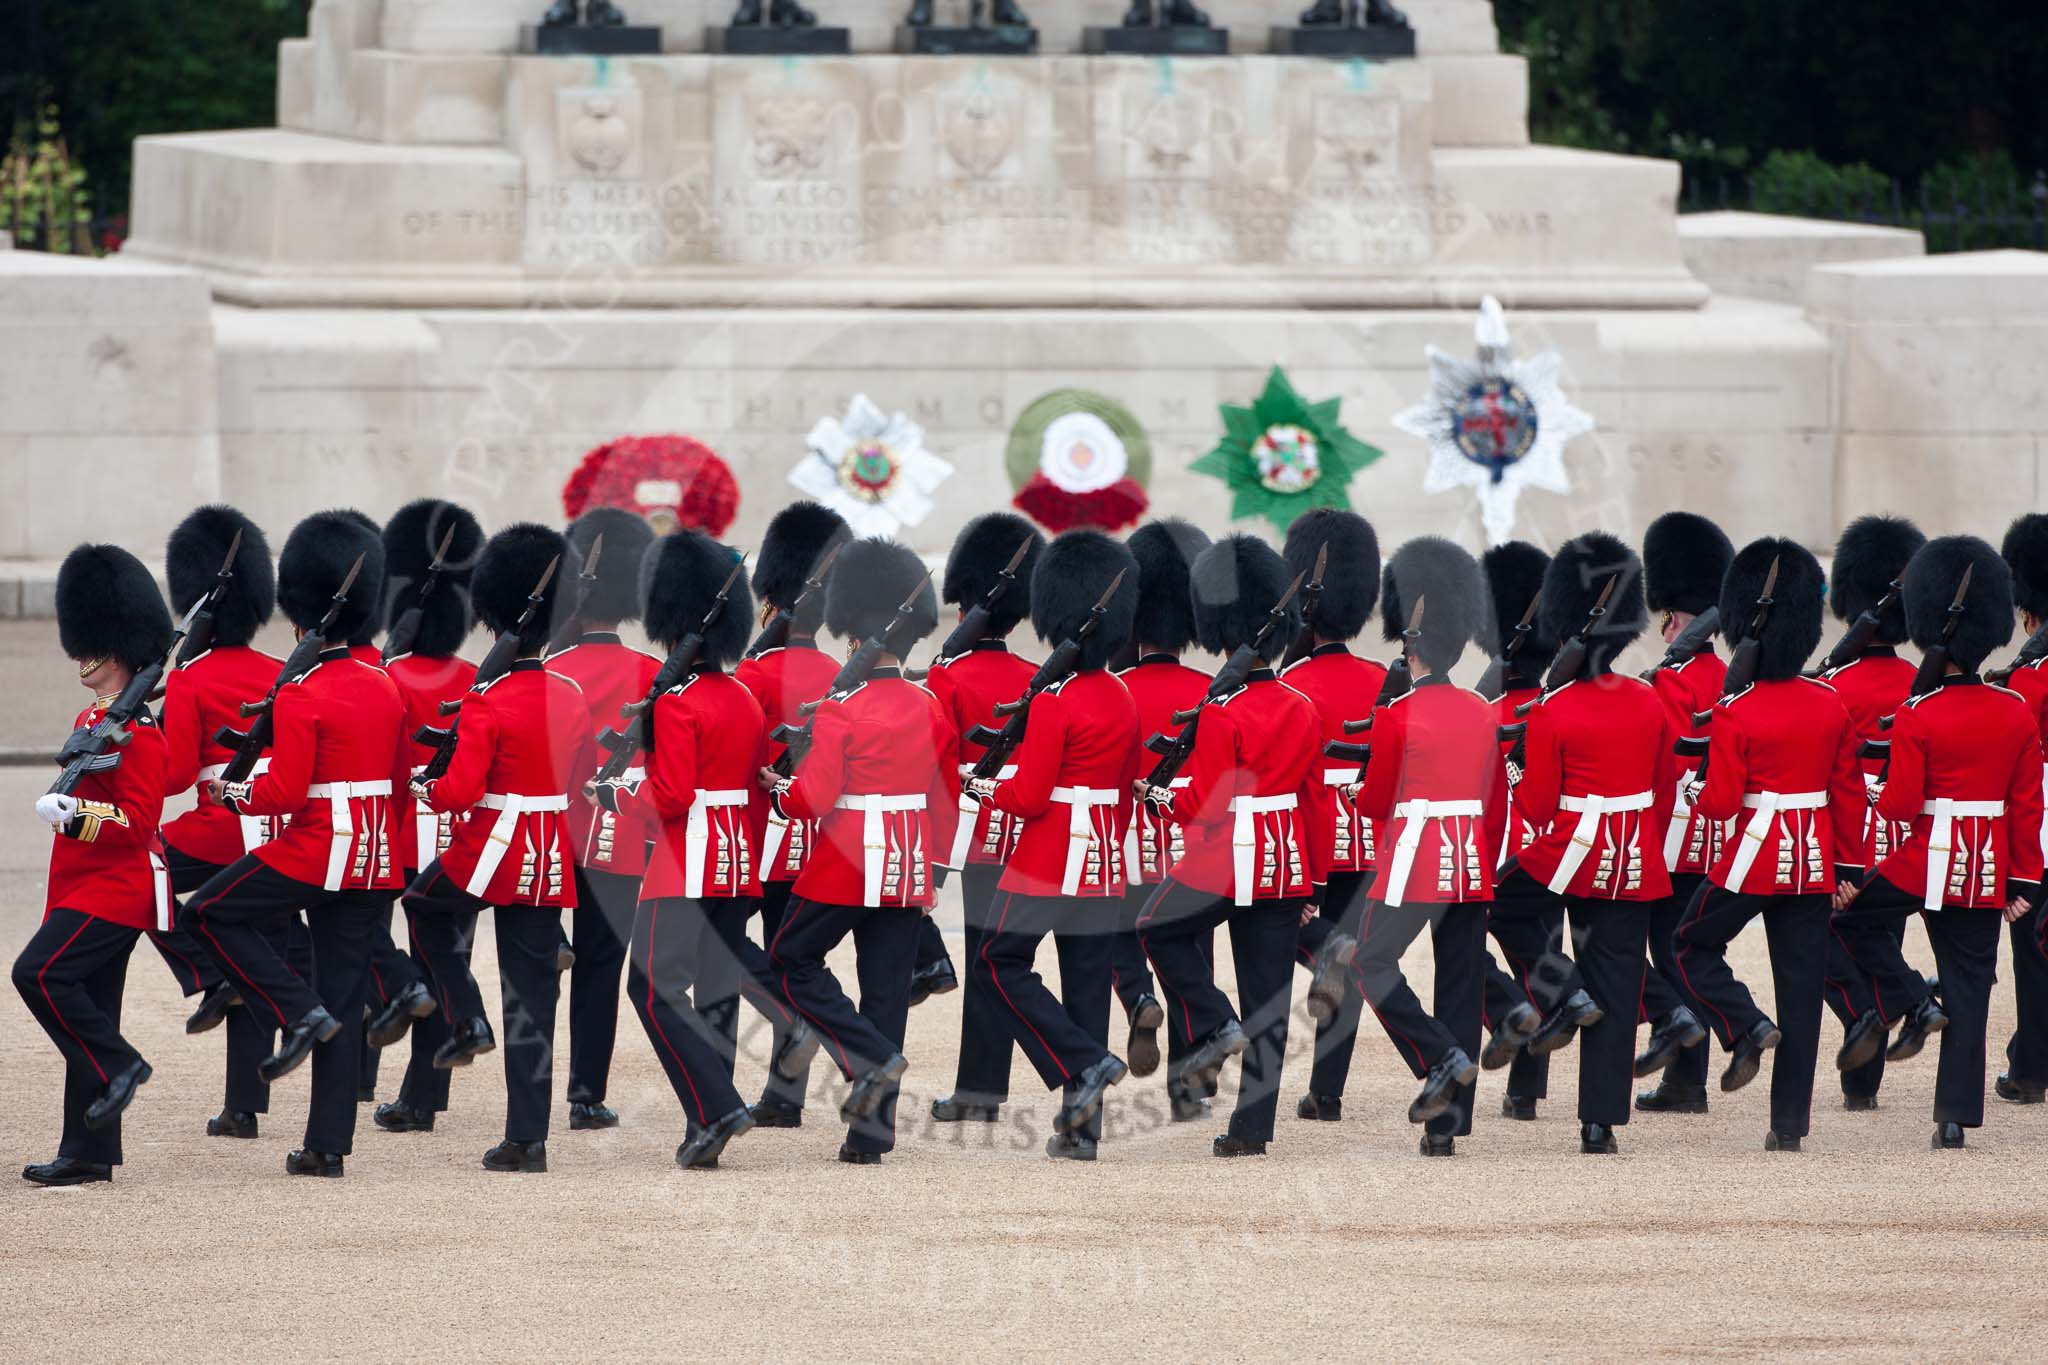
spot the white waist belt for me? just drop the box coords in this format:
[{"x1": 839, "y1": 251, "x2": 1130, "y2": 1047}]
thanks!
[
  {"x1": 1663, "y1": 774, "x2": 1695, "y2": 867},
  {"x1": 1920, "y1": 797, "x2": 2007, "y2": 910},
  {"x1": 1323, "y1": 767, "x2": 1361, "y2": 787},
  {"x1": 1228, "y1": 793, "x2": 1299, "y2": 907},
  {"x1": 945, "y1": 764, "x2": 1018, "y2": 871},
  {"x1": 1550, "y1": 790, "x2": 1656, "y2": 894},
  {"x1": 1725, "y1": 790, "x2": 1829, "y2": 889},
  {"x1": 468, "y1": 791, "x2": 570, "y2": 897},
  {"x1": 149, "y1": 850, "x2": 171, "y2": 933},
  {"x1": 1124, "y1": 776, "x2": 1189, "y2": 886},
  {"x1": 1051, "y1": 785, "x2": 1121, "y2": 896},
  {"x1": 685, "y1": 788, "x2": 751, "y2": 899},
  {"x1": 1382, "y1": 798, "x2": 1485, "y2": 907},
  {"x1": 835, "y1": 793, "x2": 929, "y2": 905},
  {"x1": 306, "y1": 780, "x2": 394, "y2": 891},
  {"x1": 201, "y1": 758, "x2": 273, "y2": 853}
]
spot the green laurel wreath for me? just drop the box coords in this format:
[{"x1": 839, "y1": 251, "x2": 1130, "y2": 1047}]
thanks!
[{"x1": 1190, "y1": 366, "x2": 1381, "y2": 532}]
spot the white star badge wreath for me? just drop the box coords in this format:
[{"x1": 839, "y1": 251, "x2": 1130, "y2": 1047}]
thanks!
[
  {"x1": 791, "y1": 394, "x2": 956, "y2": 538},
  {"x1": 1393, "y1": 295, "x2": 1596, "y2": 546}
]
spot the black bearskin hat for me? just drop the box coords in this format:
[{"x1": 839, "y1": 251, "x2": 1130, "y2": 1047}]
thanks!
[
  {"x1": 2001, "y1": 513, "x2": 2048, "y2": 621},
  {"x1": 380, "y1": 498, "x2": 483, "y2": 658},
  {"x1": 472, "y1": 523, "x2": 566, "y2": 652},
  {"x1": 1643, "y1": 511, "x2": 1733, "y2": 617},
  {"x1": 826, "y1": 538, "x2": 938, "y2": 646},
  {"x1": 640, "y1": 530, "x2": 753, "y2": 667},
  {"x1": 278, "y1": 509, "x2": 383, "y2": 641},
  {"x1": 1538, "y1": 531, "x2": 1648, "y2": 673},
  {"x1": 166, "y1": 504, "x2": 274, "y2": 649},
  {"x1": 565, "y1": 506, "x2": 655, "y2": 625},
  {"x1": 1192, "y1": 534, "x2": 1301, "y2": 662},
  {"x1": 336, "y1": 509, "x2": 387, "y2": 647},
  {"x1": 57, "y1": 543, "x2": 173, "y2": 672},
  {"x1": 1482, "y1": 541, "x2": 1556, "y2": 675},
  {"x1": 1904, "y1": 535, "x2": 2013, "y2": 674},
  {"x1": 942, "y1": 512, "x2": 1043, "y2": 639},
  {"x1": 1381, "y1": 537, "x2": 1485, "y2": 675},
  {"x1": 754, "y1": 501, "x2": 852, "y2": 636},
  {"x1": 1831, "y1": 515, "x2": 1924, "y2": 644},
  {"x1": 1128, "y1": 519, "x2": 1209, "y2": 655},
  {"x1": 1719, "y1": 537, "x2": 1825, "y2": 682},
  {"x1": 1029, "y1": 531, "x2": 1140, "y2": 672},
  {"x1": 1283, "y1": 507, "x2": 1379, "y2": 641}
]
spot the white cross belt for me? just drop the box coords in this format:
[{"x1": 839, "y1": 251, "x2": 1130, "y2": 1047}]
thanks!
[
  {"x1": 1381, "y1": 798, "x2": 1485, "y2": 907},
  {"x1": 1723, "y1": 789, "x2": 1829, "y2": 889},
  {"x1": 467, "y1": 791, "x2": 569, "y2": 898}
]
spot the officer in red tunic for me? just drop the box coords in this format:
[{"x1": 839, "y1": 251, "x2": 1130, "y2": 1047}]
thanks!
[
  {"x1": 188, "y1": 510, "x2": 409, "y2": 1178},
  {"x1": 1634, "y1": 512, "x2": 1732, "y2": 1114},
  {"x1": 734, "y1": 501, "x2": 847, "y2": 1128},
  {"x1": 1110, "y1": 520, "x2": 1213, "y2": 1120},
  {"x1": 927, "y1": 512, "x2": 1043, "y2": 1123},
  {"x1": 1276, "y1": 507, "x2": 1380, "y2": 1124},
  {"x1": 1671, "y1": 539, "x2": 1865, "y2": 1150},
  {"x1": 764, "y1": 538, "x2": 959, "y2": 1165},
  {"x1": 967, "y1": 531, "x2": 1140, "y2": 1160},
  {"x1": 367, "y1": 498, "x2": 484, "y2": 1136},
  {"x1": 599, "y1": 530, "x2": 767, "y2": 1169},
  {"x1": 1136, "y1": 534, "x2": 1324, "y2": 1158},
  {"x1": 1994, "y1": 512, "x2": 2048, "y2": 1104},
  {"x1": 1344, "y1": 538, "x2": 1501, "y2": 1156},
  {"x1": 1816, "y1": 515, "x2": 1925, "y2": 1110},
  {"x1": 1509, "y1": 532, "x2": 1677, "y2": 1154},
  {"x1": 544, "y1": 505, "x2": 657, "y2": 1133},
  {"x1": 1832, "y1": 535, "x2": 2045, "y2": 1149},
  {"x1": 403, "y1": 524, "x2": 591, "y2": 1174},
  {"x1": 15, "y1": 545, "x2": 173, "y2": 1186}
]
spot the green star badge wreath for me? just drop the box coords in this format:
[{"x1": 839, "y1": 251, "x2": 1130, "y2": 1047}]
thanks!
[{"x1": 1191, "y1": 367, "x2": 1380, "y2": 531}]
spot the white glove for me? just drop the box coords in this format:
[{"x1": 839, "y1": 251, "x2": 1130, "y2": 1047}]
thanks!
[
  {"x1": 409, "y1": 777, "x2": 435, "y2": 802},
  {"x1": 36, "y1": 794, "x2": 79, "y2": 828}
]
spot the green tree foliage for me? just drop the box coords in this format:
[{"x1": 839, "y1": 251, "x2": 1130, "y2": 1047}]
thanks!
[{"x1": 1, "y1": 105, "x2": 94, "y2": 252}]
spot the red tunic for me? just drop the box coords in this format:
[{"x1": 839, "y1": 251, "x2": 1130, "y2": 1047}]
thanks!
[
  {"x1": 1513, "y1": 672, "x2": 1678, "y2": 902},
  {"x1": 1119, "y1": 655, "x2": 1209, "y2": 885},
  {"x1": 637, "y1": 671, "x2": 767, "y2": 903},
  {"x1": 777, "y1": 671, "x2": 961, "y2": 909},
  {"x1": 385, "y1": 652, "x2": 478, "y2": 873},
  {"x1": 2001, "y1": 657, "x2": 2048, "y2": 864},
  {"x1": 736, "y1": 641, "x2": 842, "y2": 883},
  {"x1": 349, "y1": 644, "x2": 385, "y2": 669},
  {"x1": 985, "y1": 670, "x2": 1140, "y2": 899},
  {"x1": 546, "y1": 633, "x2": 661, "y2": 877},
  {"x1": 1280, "y1": 644, "x2": 1389, "y2": 875},
  {"x1": 1690, "y1": 677, "x2": 1866, "y2": 896},
  {"x1": 1351, "y1": 678, "x2": 1507, "y2": 905},
  {"x1": 159, "y1": 644, "x2": 284, "y2": 867},
  {"x1": 1495, "y1": 684, "x2": 1547, "y2": 857},
  {"x1": 421, "y1": 661, "x2": 589, "y2": 907},
  {"x1": 224, "y1": 649, "x2": 409, "y2": 893},
  {"x1": 1871, "y1": 679, "x2": 2045, "y2": 910},
  {"x1": 47, "y1": 700, "x2": 169, "y2": 931},
  {"x1": 1156, "y1": 671, "x2": 1324, "y2": 903},
  {"x1": 1820, "y1": 649, "x2": 1919, "y2": 868},
  {"x1": 1651, "y1": 648, "x2": 1730, "y2": 876},
  {"x1": 926, "y1": 642, "x2": 1036, "y2": 867}
]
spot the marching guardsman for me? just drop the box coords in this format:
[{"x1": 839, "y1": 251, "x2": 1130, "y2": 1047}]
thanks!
[
  {"x1": 734, "y1": 501, "x2": 848, "y2": 1128},
  {"x1": 965, "y1": 531, "x2": 1141, "y2": 1160},
  {"x1": 1275, "y1": 507, "x2": 1380, "y2": 1124},
  {"x1": 1135, "y1": 534, "x2": 1324, "y2": 1158},
  {"x1": 601, "y1": 530, "x2": 767, "y2": 1170},
  {"x1": 1343, "y1": 538, "x2": 1501, "y2": 1156},
  {"x1": 187, "y1": 510, "x2": 409, "y2": 1178},
  {"x1": 543, "y1": 505, "x2": 657, "y2": 1133},
  {"x1": 1994, "y1": 513, "x2": 2048, "y2": 1104},
  {"x1": 763, "y1": 537, "x2": 960, "y2": 1165},
  {"x1": 927, "y1": 512, "x2": 1044, "y2": 1124},
  {"x1": 1635, "y1": 512, "x2": 1732, "y2": 1114},
  {"x1": 368, "y1": 497, "x2": 484, "y2": 1137},
  {"x1": 1815, "y1": 515, "x2": 1925, "y2": 1110},
  {"x1": 1109, "y1": 519, "x2": 1215, "y2": 1120},
  {"x1": 1507, "y1": 532, "x2": 1676, "y2": 1154},
  {"x1": 402, "y1": 524, "x2": 590, "y2": 1174},
  {"x1": 1832, "y1": 535, "x2": 2044, "y2": 1150},
  {"x1": 1669, "y1": 539, "x2": 1864, "y2": 1151},
  {"x1": 15, "y1": 545, "x2": 173, "y2": 1185}
]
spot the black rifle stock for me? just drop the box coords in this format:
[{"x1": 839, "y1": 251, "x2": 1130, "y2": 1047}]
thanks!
[
  {"x1": 382, "y1": 523, "x2": 461, "y2": 664},
  {"x1": 1323, "y1": 598, "x2": 1424, "y2": 769},
  {"x1": 1476, "y1": 589, "x2": 1543, "y2": 703},
  {"x1": 212, "y1": 553, "x2": 368, "y2": 787},
  {"x1": 909, "y1": 538, "x2": 1031, "y2": 679},
  {"x1": 1863, "y1": 566, "x2": 1973, "y2": 766},
  {"x1": 543, "y1": 532, "x2": 607, "y2": 656},
  {"x1": 960, "y1": 572, "x2": 1127, "y2": 784},
  {"x1": 1675, "y1": 556, "x2": 1778, "y2": 776},
  {"x1": 1498, "y1": 575, "x2": 1619, "y2": 770},
  {"x1": 1988, "y1": 613, "x2": 2048, "y2": 685},
  {"x1": 1809, "y1": 578, "x2": 1902, "y2": 678},
  {"x1": 745, "y1": 540, "x2": 845, "y2": 659},
  {"x1": 1140, "y1": 571, "x2": 1306, "y2": 791},
  {"x1": 1278, "y1": 542, "x2": 1329, "y2": 670},
  {"x1": 770, "y1": 575, "x2": 934, "y2": 774},
  {"x1": 1640, "y1": 605, "x2": 1720, "y2": 682},
  {"x1": 412, "y1": 556, "x2": 560, "y2": 785}
]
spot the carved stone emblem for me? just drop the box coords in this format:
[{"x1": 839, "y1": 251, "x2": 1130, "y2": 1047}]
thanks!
[
  {"x1": 569, "y1": 94, "x2": 632, "y2": 177},
  {"x1": 750, "y1": 98, "x2": 835, "y2": 180},
  {"x1": 941, "y1": 89, "x2": 1015, "y2": 181}
]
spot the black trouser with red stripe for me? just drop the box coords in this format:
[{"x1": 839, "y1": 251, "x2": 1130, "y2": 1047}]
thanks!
[
  {"x1": 13, "y1": 907, "x2": 142, "y2": 1167},
  {"x1": 147, "y1": 899, "x2": 222, "y2": 998},
  {"x1": 1137, "y1": 877, "x2": 1303, "y2": 1144},
  {"x1": 359, "y1": 900, "x2": 422, "y2": 1097},
  {"x1": 628, "y1": 896, "x2": 747, "y2": 1131},
  {"x1": 770, "y1": 896, "x2": 920, "y2": 1156},
  {"x1": 1353, "y1": 897, "x2": 1487, "y2": 1137},
  {"x1": 566, "y1": 865, "x2": 637, "y2": 1107},
  {"x1": 2004, "y1": 898, "x2": 2048, "y2": 1088},
  {"x1": 1565, "y1": 896, "x2": 1650, "y2": 1128},
  {"x1": 974, "y1": 890, "x2": 1115, "y2": 1139},
  {"x1": 1299, "y1": 869, "x2": 1372, "y2": 1101},
  {"x1": 946, "y1": 864, "x2": 1011, "y2": 1108},
  {"x1": 187, "y1": 856, "x2": 381, "y2": 1155},
  {"x1": 749, "y1": 880, "x2": 814, "y2": 1111},
  {"x1": 1641, "y1": 871, "x2": 1711, "y2": 1090},
  {"x1": 394, "y1": 885, "x2": 460, "y2": 1115},
  {"x1": 1673, "y1": 884, "x2": 1828, "y2": 1137},
  {"x1": 1823, "y1": 916, "x2": 1895, "y2": 1101},
  {"x1": 1487, "y1": 868, "x2": 1581, "y2": 1102},
  {"x1": 1829, "y1": 875, "x2": 1935, "y2": 1028},
  {"x1": 1113, "y1": 884, "x2": 1212, "y2": 1092}
]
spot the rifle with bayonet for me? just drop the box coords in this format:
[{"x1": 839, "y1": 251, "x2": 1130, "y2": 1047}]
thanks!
[
  {"x1": 770, "y1": 574, "x2": 936, "y2": 775},
  {"x1": 381, "y1": 524, "x2": 460, "y2": 664},
  {"x1": 745, "y1": 540, "x2": 844, "y2": 659},
  {"x1": 411, "y1": 556, "x2": 560, "y2": 786},
  {"x1": 1138, "y1": 570, "x2": 1306, "y2": 792},
  {"x1": 1675, "y1": 555, "x2": 1777, "y2": 770},
  {"x1": 960, "y1": 570, "x2": 1128, "y2": 782},
  {"x1": 543, "y1": 532, "x2": 606, "y2": 656},
  {"x1": 1496, "y1": 574, "x2": 1620, "y2": 771},
  {"x1": 1808, "y1": 577, "x2": 1903, "y2": 678},
  {"x1": 1279, "y1": 543, "x2": 1329, "y2": 670},
  {"x1": 211, "y1": 553, "x2": 369, "y2": 787},
  {"x1": 1640, "y1": 605, "x2": 1721, "y2": 682},
  {"x1": 1325, "y1": 597, "x2": 1424, "y2": 767},
  {"x1": 908, "y1": 538, "x2": 1032, "y2": 680},
  {"x1": 1863, "y1": 565, "x2": 1972, "y2": 767},
  {"x1": 1987, "y1": 613, "x2": 2048, "y2": 685},
  {"x1": 148, "y1": 528, "x2": 245, "y2": 705},
  {"x1": 1476, "y1": 589, "x2": 1542, "y2": 703}
]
